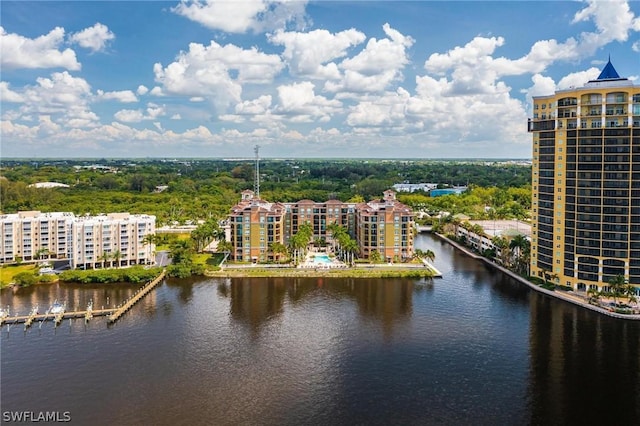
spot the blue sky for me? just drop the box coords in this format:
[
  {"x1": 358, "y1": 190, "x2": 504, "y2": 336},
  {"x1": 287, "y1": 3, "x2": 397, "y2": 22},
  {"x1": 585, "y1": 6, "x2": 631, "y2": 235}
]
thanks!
[{"x1": 1, "y1": 1, "x2": 639, "y2": 159}]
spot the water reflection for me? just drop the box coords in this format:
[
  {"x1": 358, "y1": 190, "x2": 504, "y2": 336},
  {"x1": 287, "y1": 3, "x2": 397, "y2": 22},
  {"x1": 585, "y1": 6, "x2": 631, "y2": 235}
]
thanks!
[
  {"x1": 528, "y1": 293, "x2": 640, "y2": 424},
  {"x1": 220, "y1": 277, "x2": 414, "y2": 338},
  {"x1": 0, "y1": 282, "x2": 145, "y2": 315},
  {"x1": 2, "y1": 234, "x2": 640, "y2": 424}
]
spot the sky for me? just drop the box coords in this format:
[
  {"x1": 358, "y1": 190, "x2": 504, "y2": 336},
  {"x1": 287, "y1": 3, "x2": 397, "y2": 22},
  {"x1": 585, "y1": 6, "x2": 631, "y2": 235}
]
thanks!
[{"x1": 1, "y1": 1, "x2": 639, "y2": 159}]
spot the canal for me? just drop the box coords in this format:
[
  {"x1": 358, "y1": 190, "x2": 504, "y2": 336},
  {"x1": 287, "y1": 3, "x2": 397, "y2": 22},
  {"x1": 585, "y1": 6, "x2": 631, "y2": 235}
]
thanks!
[{"x1": 1, "y1": 234, "x2": 639, "y2": 424}]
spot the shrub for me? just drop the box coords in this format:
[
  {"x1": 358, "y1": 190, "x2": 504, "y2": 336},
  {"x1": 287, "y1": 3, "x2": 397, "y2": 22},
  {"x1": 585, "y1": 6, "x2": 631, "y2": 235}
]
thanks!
[
  {"x1": 38, "y1": 274, "x2": 58, "y2": 283},
  {"x1": 14, "y1": 271, "x2": 38, "y2": 286},
  {"x1": 59, "y1": 266, "x2": 162, "y2": 284},
  {"x1": 167, "y1": 264, "x2": 193, "y2": 278}
]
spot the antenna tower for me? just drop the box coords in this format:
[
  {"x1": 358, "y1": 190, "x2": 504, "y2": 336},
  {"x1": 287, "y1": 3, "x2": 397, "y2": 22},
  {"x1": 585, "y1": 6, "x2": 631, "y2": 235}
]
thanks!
[{"x1": 254, "y1": 145, "x2": 260, "y2": 198}]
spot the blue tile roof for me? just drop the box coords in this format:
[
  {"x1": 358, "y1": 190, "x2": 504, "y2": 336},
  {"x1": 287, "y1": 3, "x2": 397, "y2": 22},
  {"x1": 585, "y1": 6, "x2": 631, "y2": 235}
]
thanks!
[{"x1": 596, "y1": 58, "x2": 621, "y2": 80}]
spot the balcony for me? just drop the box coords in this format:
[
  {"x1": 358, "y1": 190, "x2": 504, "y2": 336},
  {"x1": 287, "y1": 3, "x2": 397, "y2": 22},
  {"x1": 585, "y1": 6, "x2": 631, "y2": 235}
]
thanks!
[
  {"x1": 528, "y1": 119, "x2": 555, "y2": 132},
  {"x1": 558, "y1": 99, "x2": 578, "y2": 106}
]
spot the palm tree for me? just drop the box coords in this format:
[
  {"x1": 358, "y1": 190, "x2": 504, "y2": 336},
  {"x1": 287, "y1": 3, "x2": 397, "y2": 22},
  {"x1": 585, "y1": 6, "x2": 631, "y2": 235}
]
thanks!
[
  {"x1": 414, "y1": 248, "x2": 435, "y2": 264},
  {"x1": 217, "y1": 240, "x2": 232, "y2": 253},
  {"x1": 288, "y1": 234, "x2": 305, "y2": 265},
  {"x1": 625, "y1": 284, "x2": 637, "y2": 307},
  {"x1": 141, "y1": 234, "x2": 156, "y2": 264},
  {"x1": 423, "y1": 249, "x2": 435, "y2": 263},
  {"x1": 608, "y1": 274, "x2": 627, "y2": 307},
  {"x1": 111, "y1": 250, "x2": 122, "y2": 268},
  {"x1": 509, "y1": 234, "x2": 530, "y2": 275},
  {"x1": 343, "y1": 239, "x2": 359, "y2": 265},
  {"x1": 450, "y1": 216, "x2": 462, "y2": 237},
  {"x1": 99, "y1": 251, "x2": 111, "y2": 269},
  {"x1": 492, "y1": 236, "x2": 509, "y2": 265},
  {"x1": 269, "y1": 242, "x2": 288, "y2": 262},
  {"x1": 587, "y1": 287, "x2": 601, "y2": 305},
  {"x1": 36, "y1": 247, "x2": 51, "y2": 261}
]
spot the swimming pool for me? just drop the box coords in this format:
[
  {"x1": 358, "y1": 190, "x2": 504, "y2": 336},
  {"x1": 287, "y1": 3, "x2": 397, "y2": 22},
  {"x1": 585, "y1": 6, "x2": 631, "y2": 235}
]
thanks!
[{"x1": 311, "y1": 254, "x2": 332, "y2": 264}]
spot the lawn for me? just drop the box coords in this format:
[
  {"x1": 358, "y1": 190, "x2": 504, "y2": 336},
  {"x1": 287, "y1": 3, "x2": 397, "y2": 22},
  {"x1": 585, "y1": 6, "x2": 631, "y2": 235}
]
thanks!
[{"x1": 0, "y1": 264, "x2": 37, "y2": 288}]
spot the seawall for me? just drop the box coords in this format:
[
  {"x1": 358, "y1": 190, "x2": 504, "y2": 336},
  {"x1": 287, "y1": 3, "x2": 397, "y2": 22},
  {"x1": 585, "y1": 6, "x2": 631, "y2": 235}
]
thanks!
[{"x1": 434, "y1": 233, "x2": 640, "y2": 321}]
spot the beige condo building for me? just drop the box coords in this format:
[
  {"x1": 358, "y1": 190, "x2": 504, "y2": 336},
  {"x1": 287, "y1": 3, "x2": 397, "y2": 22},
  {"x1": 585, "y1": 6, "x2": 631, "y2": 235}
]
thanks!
[
  {"x1": 0, "y1": 211, "x2": 156, "y2": 269},
  {"x1": 227, "y1": 190, "x2": 414, "y2": 262},
  {"x1": 528, "y1": 59, "x2": 640, "y2": 293}
]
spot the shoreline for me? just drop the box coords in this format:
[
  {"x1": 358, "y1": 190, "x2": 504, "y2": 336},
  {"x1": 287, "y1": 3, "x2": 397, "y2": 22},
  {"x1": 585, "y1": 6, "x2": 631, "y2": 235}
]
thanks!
[
  {"x1": 204, "y1": 264, "x2": 439, "y2": 279},
  {"x1": 434, "y1": 233, "x2": 640, "y2": 321}
]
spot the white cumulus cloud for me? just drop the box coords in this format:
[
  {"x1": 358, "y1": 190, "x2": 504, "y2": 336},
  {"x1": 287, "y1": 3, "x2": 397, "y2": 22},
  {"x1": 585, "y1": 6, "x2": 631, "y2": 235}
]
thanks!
[
  {"x1": 269, "y1": 28, "x2": 366, "y2": 79},
  {"x1": 0, "y1": 26, "x2": 80, "y2": 70},
  {"x1": 325, "y1": 23, "x2": 414, "y2": 94},
  {"x1": 69, "y1": 23, "x2": 115, "y2": 52},
  {"x1": 96, "y1": 90, "x2": 138, "y2": 103},
  {"x1": 0, "y1": 82, "x2": 24, "y2": 102},
  {"x1": 153, "y1": 40, "x2": 283, "y2": 108},
  {"x1": 276, "y1": 81, "x2": 341, "y2": 122},
  {"x1": 3, "y1": 71, "x2": 99, "y2": 128},
  {"x1": 172, "y1": 0, "x2": 308, "y2": 34},
  {"x1": 114, "y1": 103, "x2": 166, "y2": 123}
]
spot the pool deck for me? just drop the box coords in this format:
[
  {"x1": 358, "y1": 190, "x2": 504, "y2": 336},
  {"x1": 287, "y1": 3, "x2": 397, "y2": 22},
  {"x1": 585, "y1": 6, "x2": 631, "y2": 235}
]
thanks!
[{"x1": 299, "y1": 252, "x2": 347, "y2": 269}]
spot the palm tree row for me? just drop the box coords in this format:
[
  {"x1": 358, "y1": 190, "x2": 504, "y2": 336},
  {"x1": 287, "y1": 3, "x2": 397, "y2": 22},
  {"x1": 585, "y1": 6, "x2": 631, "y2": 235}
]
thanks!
[
  {"x1": 588, "y1": 275, "x2": 638, "y2": 309},
  {"x1": 327, "y1": 223, "x2": 359, "y2": 265},
  {"x1": 289, "y1": 222, "x2": 314, "y2": 264},
  {"x1": 413, "y1": 248, "x2": 435, "y2": 264},
  {"x1": 98, "y1": 250, "x2": 123, "y2": 269}
]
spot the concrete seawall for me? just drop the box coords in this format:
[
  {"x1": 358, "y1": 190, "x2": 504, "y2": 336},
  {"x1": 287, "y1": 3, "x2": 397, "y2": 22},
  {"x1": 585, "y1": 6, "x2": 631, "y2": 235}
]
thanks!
[{"x1": 434, "y1": 233, "x2": 640, "y2": 321}]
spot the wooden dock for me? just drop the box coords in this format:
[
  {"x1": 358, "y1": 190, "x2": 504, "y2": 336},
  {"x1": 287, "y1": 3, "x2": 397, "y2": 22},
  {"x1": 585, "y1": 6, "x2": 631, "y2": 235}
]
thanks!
[
  {"x1": 7, "y1": 308, "x2": 116, "y2": 324},
  {"x1": 108, "y1": 269, "x2": 166, "y2": 323},
  {"x1": 2, "y1": 269, "x2": 166, "y2": 327}
]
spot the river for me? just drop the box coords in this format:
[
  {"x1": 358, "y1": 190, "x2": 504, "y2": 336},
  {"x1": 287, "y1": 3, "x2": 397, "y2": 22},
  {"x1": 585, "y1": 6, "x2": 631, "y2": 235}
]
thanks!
[{"x1": 1, "y1": 234, "x2": 639, "y2": 425}]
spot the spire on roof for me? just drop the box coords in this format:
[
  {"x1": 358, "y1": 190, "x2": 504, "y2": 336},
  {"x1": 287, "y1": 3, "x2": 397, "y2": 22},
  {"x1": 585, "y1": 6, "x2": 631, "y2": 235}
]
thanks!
[{"x1": 597, "y1": 57, "x2": 621, "y2": 80}]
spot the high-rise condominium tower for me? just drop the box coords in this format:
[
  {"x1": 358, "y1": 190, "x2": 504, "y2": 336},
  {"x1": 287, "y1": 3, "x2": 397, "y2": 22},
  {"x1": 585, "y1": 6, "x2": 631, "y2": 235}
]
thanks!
[{"x1": 528, "y1": 59, "x2": 640, "y2": 293}]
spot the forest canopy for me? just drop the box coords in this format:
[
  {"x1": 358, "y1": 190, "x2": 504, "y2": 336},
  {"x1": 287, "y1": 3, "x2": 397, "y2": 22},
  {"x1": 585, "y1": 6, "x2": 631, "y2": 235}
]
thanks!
[{"x1": 0, "y1": 159, "x2": 531, "y2": 224}]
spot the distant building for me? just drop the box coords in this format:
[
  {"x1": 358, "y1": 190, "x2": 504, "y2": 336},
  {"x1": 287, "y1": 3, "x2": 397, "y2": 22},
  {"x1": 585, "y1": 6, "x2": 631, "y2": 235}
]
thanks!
[
  {"x1": 28, "y1": 182, "x2": 70, "y2": 189},
  {"x1": 227, "y1": 190, "x2": 414, "y2": 262},
  {"x1": 528, "y1": 59, "x2": 640, "y2": 292},
  {"x1": 392, "y1": 183, "x2": 437, "y2": 193},
  {"x1": 0, "y1": 211, "x2": 155, "y2": 269},
  {"x1": 430, "y1": 187, "x2": 467, "y2": 197}
]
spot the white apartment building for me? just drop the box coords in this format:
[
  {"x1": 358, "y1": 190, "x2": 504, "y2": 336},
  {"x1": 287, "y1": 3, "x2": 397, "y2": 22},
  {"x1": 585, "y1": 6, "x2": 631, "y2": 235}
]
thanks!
[
  {"x1": 0, "y1": 211, "x2": 156, "y2": 269},
  {"x1": 1, "y1": 211, "x2": 75, "y2": 263}
]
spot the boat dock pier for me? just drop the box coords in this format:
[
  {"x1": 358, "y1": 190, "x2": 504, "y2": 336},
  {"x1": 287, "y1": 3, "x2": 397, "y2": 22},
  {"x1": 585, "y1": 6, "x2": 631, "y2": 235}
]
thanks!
[
  {"x1": 8, "y1": 308, "x2": 115, "y2": 325},
  {"x1": 2, "y1": 269, "x2": 166, "y2": 328},
  {"x1": 24, "y1": 307, "x2": 38, "y2": 329},
  {"x1": 108, "y1": 269, "x2": 166, "y2": 323}
]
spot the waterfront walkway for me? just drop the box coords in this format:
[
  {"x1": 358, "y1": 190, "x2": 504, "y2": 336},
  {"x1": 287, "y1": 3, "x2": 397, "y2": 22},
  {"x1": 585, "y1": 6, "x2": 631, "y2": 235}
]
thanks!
[
  {"x1": 108, "y1": 269, "x2": 166, "y2": 323},
  {"x1": 435, "y1": 233, "x2": 640, "y2": 321}
]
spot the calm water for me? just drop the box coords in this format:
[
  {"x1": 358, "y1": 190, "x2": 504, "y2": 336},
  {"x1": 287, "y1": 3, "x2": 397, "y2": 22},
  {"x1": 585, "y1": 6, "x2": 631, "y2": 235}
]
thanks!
[{"x1": 2, "y1": 234, "x2": 640, "y2": 425}]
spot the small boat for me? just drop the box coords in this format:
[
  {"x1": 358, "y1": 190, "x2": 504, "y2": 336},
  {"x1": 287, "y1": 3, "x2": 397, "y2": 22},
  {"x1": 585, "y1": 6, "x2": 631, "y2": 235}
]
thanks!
[
  {"x1": 0, "y1": 306, "x2": 9, "y2": 324},
  {"x1": 50, "y1": 301, "x2": 66, "y2": 315}
]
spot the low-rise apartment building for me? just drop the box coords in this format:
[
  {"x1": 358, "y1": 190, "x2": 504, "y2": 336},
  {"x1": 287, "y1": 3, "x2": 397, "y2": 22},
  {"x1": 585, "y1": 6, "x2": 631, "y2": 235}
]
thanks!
[{"x1": 0, "y1": 211, "x2": 155, "y2": 269}]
